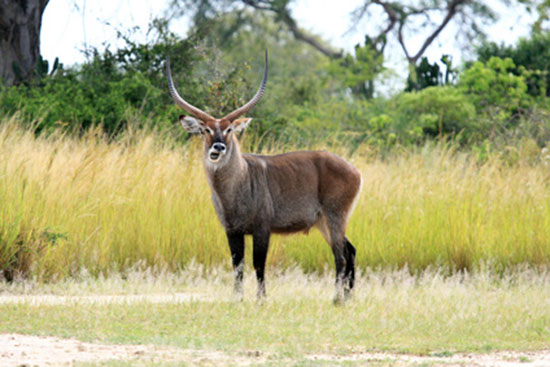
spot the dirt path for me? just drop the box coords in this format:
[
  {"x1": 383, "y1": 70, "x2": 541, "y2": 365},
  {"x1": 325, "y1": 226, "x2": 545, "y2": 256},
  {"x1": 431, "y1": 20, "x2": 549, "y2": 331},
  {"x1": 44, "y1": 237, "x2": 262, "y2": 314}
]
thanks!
[
  {"x1": 0, "y1": 333, "x2": 263, "y2": 367},
  {"x1": 307, "y1": 350, "x2": 550, "y2": 367},
  {"x1": 2, "y1": 333, "x2": 550, "y2": 367}
]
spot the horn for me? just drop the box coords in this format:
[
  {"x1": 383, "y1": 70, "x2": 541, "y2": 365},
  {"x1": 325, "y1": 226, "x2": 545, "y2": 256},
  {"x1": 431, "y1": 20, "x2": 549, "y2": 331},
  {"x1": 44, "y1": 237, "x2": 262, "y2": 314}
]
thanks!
[
  {"x1": 223, "y1": 50, "x2": 268, "y2": 122},
  {"x1": 166, "y1": 56, "x2": 215, "y2": 122}
]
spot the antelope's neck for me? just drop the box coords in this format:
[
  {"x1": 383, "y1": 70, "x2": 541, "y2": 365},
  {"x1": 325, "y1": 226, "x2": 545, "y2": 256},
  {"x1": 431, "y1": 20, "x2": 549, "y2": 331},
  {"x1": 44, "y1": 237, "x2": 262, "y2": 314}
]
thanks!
[{"x1": 204, "y1": 140, "x2": 248, "y2": 199}]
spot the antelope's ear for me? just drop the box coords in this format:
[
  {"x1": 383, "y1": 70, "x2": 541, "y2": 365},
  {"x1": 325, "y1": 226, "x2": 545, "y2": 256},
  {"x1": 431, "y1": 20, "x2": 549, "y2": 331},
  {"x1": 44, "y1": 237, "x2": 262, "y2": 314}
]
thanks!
[
  {"x1": 179, "y1": 115, "x2": 204, "y2": 134},
  {"x1": 232, "y1": 118, "x2": 252, "y2": 133}
]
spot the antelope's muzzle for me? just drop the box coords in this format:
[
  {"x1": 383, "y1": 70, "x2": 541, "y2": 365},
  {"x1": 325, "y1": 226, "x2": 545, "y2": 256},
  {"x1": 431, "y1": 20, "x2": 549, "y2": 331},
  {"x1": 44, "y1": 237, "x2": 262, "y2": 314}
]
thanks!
[{"x1": 209, "y1": 142, "x2": 226, "y2": 162}]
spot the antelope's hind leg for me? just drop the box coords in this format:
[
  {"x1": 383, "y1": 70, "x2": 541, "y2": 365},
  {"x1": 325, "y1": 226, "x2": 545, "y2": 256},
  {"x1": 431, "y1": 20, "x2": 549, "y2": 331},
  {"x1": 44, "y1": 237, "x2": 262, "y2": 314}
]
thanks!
[
  {"x1": 331, "y1": 243, "x2": 347, "y2": 304},
  {"x1": 316, "y1": 214, "x2": 352, "y2": 304},
  {"x1": 344, "y1": 237, "x2": 356, "y2": 298}
]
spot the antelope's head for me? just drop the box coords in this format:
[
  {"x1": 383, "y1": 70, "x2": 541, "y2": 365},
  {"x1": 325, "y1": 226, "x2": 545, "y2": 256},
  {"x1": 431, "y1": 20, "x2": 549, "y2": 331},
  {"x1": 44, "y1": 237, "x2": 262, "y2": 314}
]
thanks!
[{"x1": 166, "y1": 52, "x2": 268, "y2": 164}]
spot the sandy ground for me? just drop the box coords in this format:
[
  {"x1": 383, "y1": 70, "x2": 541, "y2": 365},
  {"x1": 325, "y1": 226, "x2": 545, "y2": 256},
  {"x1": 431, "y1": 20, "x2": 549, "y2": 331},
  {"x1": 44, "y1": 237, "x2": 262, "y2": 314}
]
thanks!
[
  {"x1": 307, "y1": 350, "x2": 550, "y2": 367},
  {"x1": 0, "y1": 333, "x2": 265, "y2": 367},
  {"x1": 2, "y1": 333, "x2": 550, "y2": 367}
]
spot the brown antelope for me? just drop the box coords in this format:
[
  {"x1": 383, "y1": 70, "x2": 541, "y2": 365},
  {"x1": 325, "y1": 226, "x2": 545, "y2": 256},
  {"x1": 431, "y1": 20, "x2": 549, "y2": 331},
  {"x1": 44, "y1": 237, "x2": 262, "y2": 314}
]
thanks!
[{"x1": 166, "y1": 52, "x2": 362, "y2": 303}]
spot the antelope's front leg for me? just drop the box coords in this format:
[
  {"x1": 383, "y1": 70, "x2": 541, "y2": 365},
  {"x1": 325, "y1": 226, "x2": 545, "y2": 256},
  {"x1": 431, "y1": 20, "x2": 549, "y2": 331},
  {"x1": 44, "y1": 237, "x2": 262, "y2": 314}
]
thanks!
[
  {"x1": 253, "y1": 229, "x2": 270, "y2": 299},
  {"x1": 226, "y1": 232, "x2": 245, "y2": 299}
]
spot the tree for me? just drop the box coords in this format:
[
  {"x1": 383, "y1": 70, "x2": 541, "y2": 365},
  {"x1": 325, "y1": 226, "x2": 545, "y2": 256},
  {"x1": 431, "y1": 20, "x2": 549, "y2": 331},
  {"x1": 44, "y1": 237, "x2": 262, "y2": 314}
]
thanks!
[
  {"x1": 475, "y1": 32, "x2": 550, "y2": 97},
  {"x1": 169, "y1": 0, "x2": 342, "y2": 58},
  {"x1": 170, "y1": 0, "x2": 383, "y2": 97},
  {"x1": 171, "y1": 0, "x2": 515, "y2": 88},
  {"x1": 406, "y1": 54, "x2": 457, "y2": 91},
  {"x1": 349, "y1": 0, "x2": 497, "y2": 68},
  {"x1": 172, "y1": 0, "x2": 343, "y2": 58},
  {"x1": 532, "y1": 0, "x2": 550, "y2": 33},
  {"x1": 326, "y1": 36, "x2": 385, "y2": 98},
  {"x1": 0, "y1": 0, "x2": 49, "y2": 86}
]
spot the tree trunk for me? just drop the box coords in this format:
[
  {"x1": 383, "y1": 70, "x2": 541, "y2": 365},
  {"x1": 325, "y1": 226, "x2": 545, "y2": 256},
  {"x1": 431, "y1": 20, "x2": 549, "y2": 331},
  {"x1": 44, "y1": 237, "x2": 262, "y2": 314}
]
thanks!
[{"x1": 0, "y1": 0, "x2": 49, "y2": 86}]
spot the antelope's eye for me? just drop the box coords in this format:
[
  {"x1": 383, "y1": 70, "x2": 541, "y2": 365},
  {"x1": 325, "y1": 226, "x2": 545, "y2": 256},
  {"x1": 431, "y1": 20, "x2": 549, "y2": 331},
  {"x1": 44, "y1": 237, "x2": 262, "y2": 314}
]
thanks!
[
  {"x1": 205, "y1": 127, "x2": 214, "y2": 135},
  {"x1": 225, "y1": 127, "x2": 232, "y2": 135}
]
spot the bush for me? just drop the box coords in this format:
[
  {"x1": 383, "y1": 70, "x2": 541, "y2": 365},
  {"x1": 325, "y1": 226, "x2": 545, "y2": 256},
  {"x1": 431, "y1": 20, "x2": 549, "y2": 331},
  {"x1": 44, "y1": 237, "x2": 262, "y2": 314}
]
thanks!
[
  {"x1": 459, "y1": 57, "x2": 530, "y2": 120},
  {"x1": 396, "y1": 86, "x2": 476, "y2": 140},
  {"x1": 0, "y1": 66, "x2": 179, "y2": 134},
  {"x1": 0, "y1": 21, "x2": 203, "y2": 135},
  {"x1": 475, "y1": 32, "x2": 550, "y2": 97}
]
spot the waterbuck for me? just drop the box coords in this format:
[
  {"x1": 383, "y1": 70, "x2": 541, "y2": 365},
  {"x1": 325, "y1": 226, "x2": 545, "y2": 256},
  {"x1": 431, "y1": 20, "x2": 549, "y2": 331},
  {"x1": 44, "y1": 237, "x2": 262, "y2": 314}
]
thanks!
[{"x1": 167, "y1": 52, "x2": 362, "y2": 302}]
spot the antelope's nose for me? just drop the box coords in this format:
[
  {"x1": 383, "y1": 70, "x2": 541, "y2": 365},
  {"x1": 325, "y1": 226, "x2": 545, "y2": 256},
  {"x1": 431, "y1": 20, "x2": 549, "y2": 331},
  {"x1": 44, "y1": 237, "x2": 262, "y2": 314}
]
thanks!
[{"x1": 212, "y1": 143, "x2": 226, "y2": 153}]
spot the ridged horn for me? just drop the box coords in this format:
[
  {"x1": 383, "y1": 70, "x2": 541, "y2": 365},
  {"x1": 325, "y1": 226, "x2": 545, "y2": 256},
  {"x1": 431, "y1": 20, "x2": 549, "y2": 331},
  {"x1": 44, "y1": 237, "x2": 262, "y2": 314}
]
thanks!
[
  {"x1": 223, "y1": 50, "x2": 268, "y2": 122},
  {"x1": 166, "y1": 56, "x2": 215, "y2": 122}
]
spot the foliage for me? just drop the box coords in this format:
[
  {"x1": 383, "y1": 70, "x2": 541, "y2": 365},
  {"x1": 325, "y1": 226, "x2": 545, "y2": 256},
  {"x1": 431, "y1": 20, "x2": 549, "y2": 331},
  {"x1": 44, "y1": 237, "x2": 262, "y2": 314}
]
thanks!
[
  {"x1": 396, "y1": 86, "x2": 476, "y2": 139},
  {"x1": 1, "y1": 10, "x2": 550, "y2": 151},
  {"x1": 475, "y1": 32, "x2": 550, "y2": 97},
  {"x1": 171, "y1": 0, "x2": 343, "y2": 58},
  {"x1": 458, "y1": 57, "x2": 530, "y2": 121},
  {"x1": 277, "y1": 86, "x2": 481, "y2": 148},
  {"x1": 406, "y1": 55, "x2": 457, "y2": 91},
  {"x1": 0, "y1": 20, "x2": 202, "y2": 135},
  {"x1": 178, "y1": 10, "x2": 336, "y2": 141},
  {"x1": 347, "y1": 0, "x2": 501, "y2": 65},
  {"x1": 190, "y1": 10, "x2": 327, "y2": 107},
  {"x1": 406, "y1": 57, "x2": 441, "y2": 91},
  {"x1": 532, "y1": 0, "x2": 550, "y2": 33},
  {"x1": 326, "y1": 36, "x2": 385, "y2": 98},
  {"x1": 171, "y1": 0, "x2": 513, "y2": 95}
]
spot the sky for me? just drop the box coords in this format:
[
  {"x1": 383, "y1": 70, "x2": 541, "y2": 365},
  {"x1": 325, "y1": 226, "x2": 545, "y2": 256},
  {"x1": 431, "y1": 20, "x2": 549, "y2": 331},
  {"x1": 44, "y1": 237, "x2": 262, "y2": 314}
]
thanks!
[{"x1": 41, "y1": 0, "x2": 536, "y2": 89}]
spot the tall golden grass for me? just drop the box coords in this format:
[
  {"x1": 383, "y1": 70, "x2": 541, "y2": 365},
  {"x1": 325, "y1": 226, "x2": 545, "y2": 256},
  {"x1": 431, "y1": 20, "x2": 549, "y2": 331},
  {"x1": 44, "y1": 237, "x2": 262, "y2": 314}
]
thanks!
[{"x1": 1, "y1": 117, "x2": 550, "y2": 280}]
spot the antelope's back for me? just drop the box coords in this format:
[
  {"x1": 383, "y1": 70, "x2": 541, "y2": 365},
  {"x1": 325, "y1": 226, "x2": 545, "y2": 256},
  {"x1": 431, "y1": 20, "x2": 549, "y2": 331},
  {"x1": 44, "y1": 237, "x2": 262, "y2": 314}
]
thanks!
[{"x1": 245, "y1": 151, "x2": 362, "y2": 233}]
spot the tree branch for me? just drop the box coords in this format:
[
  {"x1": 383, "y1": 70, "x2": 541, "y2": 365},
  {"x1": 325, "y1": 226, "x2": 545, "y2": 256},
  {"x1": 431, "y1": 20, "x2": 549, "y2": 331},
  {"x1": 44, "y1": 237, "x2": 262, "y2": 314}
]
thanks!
[
  {"x1": 372, "y1": 0, "x2": 398, "y2": 35},
  {"x1": 242, "y1": 0, "x2": 343, "y2": 58},
  {"x1": 283, "y1": 16, "x2": 343, "y2": 58},
  {"x1": 372, "y1": 0, "x2": 409, "y2": 59},
  {"x1": 397, "y1": 20, "x2": 411, "y2": 61},
  {"x1": 371, "y1": 0, "x2": 467, "y2": 65},
  {"x1": 410, "y1": 0, "x2": 466, "y2": 63}
]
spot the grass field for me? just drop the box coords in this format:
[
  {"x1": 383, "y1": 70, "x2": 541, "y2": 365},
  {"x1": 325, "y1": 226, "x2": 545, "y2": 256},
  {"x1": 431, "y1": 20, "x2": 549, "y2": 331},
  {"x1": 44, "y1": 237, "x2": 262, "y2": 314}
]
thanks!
[
  {"x1": 1, "y1": 119, "x2": 550, "y2": 365},
  {"x1": 1, "y1": 268, "x2": 550, "y2": 366},
  {"x1": 1, "y1": 118, "x2": 550, "y2": 280}
]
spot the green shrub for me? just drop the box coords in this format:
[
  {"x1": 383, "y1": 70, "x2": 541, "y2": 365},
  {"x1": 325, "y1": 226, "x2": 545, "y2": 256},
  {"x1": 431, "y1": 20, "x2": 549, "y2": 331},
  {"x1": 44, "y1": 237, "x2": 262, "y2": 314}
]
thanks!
[
  {"x1": 0, "y1": 21, "x2": 205, "y2": 135},
  {"x1": 405, "y1": 55, "x2": 457, "y2": 91},
  {"x1": 459, "y1": 57, "x2": 530, "y2": 120},
  {"x1": 326, "y1": 36, "x2": 384, "y2": 99},
  {"x1": 475, "y1": 32, "x2": 550, "y2": 97},
  {"x1": 396, "y1": 86, "x2": 476, "y2": 140}
]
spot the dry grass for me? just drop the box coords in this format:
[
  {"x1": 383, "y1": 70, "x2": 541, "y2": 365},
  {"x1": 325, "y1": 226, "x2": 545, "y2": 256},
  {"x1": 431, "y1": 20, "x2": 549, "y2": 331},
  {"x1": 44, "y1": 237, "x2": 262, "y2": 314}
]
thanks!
[
  {"x1": 1, "y1": 117, "x2": 550, "y2": 279},
  {"x1": 1, "y1": 267, "x2": 549, "y2": 362}
]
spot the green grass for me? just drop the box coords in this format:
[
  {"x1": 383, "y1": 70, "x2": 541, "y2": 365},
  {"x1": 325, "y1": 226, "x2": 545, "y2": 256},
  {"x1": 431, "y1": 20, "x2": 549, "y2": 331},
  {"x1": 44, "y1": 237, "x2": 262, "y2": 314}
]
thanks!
[
  {"x1": 1, "y1": 269, "x2": 549, "y2": 365},
  {"x1": 1, "y1": 117, "x2": 550, "y2": 279}
]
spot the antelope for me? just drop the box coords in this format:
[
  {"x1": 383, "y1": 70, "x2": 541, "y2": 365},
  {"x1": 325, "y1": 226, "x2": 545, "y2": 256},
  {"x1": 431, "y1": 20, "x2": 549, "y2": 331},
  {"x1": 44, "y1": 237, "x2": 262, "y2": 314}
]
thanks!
[{"x1": 166, "y1": 51, "x2": 362, "y2": 303}]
